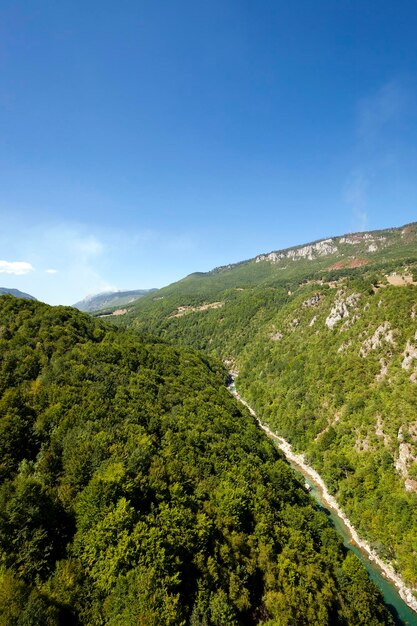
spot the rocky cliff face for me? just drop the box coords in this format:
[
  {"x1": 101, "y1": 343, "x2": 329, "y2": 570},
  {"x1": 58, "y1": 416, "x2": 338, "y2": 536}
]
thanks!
[
  {"x1": 256, "y1": 238, "x2": 338, "y2": 263},
  {"x1": 255, "y1": 228, "x2": 400, "y2": 265}
]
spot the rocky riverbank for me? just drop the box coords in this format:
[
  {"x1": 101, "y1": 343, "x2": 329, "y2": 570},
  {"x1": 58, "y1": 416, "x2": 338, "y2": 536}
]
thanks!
[{"x1": 230, "y1": 386, "x2": 417, "y2": 615}]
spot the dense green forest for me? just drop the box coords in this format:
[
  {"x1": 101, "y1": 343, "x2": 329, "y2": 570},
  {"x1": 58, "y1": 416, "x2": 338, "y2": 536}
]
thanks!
[
  {"x1": 0, "y1": 296, "x2": 395, "y2": 625},
  {"x1": 120, "y1": 224, "x2": 417, "y2": 595}
]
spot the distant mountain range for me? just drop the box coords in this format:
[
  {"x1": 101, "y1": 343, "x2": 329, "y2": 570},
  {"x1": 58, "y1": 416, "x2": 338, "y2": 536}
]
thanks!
[
  {"x1": 0, "y1": 287, "x2": 36, "y2": 300},
  {"x1": 72, "y1": 288, "x2": 156, "y2": 313}
]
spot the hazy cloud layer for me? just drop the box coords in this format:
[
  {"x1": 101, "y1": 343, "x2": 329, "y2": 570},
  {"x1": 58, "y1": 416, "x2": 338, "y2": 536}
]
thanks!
[
  {"x1": 344, "y1": 79, "x2": 410, "y2": 231},
  {"x1": 0, "y1": 213, "x2": 202, "y2": 304},
  {"x1": 37, "y1": 225, "x2": 116, "y2": 300}
]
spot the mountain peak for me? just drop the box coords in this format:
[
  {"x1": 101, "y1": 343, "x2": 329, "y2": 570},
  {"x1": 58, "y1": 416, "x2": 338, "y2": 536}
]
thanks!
[{"x1": 73, "y1": 288, "x2": 156, "y2": 313}]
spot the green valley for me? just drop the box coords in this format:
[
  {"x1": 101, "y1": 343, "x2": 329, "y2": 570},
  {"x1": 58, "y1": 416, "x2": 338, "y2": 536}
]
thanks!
[
  {"x1": 0, "y1": 296, "x2": 394, "y2": 625},
  {"x1": 119, "y1": 223, "x2": 417, "y2": 598},
  {"x1": 4, "y1": 1, "x2": 417, "y2": 623}
]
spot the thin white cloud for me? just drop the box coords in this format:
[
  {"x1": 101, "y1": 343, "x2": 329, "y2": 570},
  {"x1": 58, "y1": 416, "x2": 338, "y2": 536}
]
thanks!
[
  {"x1": 115, "y1": 228, "x2": 197, "y2": 254},
  {"x1": 343, "y1": 171, "x2": 368, "y2": 231},
  {"x1": 46, "y1": 268, "x2": 58, "y2": 274},
  {"x1": 0, "y1": 260, "x2": 34, "y2": 275},
  {"x1": 357, "y1": 80, "x2": 405, "y2": 144},
  {"x1": 344, "y1": 79, "x2": 408, "y2": 230}
]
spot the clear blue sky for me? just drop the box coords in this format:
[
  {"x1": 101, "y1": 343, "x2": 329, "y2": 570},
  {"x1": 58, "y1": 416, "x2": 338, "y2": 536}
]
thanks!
[{"x1": 1, "y1": 1, "x2": 416, "y2": 304}]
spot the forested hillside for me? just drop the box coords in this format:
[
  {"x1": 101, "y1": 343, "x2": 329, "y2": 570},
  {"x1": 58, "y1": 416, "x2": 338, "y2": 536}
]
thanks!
[
  {"x1": 123, "y1": 223, "x2": 417, "y2": 595},
  {"x1": 0, "y1": 296, "x2": 394, "y2": 625}
]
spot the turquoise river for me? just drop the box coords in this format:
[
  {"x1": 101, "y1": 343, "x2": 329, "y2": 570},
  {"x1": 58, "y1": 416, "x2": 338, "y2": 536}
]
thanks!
[
  {"x1": 230, "y1": 383, "x2": 417, "y2": 625},
  {"x1": 288, "y1": 453, "x2": 417, "y2": 626}
]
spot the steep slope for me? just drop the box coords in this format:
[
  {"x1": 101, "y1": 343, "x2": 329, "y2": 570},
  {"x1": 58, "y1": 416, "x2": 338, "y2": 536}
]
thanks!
[
  {"x1": 0, "y1": 287, "x2": 36, "y2": 300},
  {"x1": 237, "y1": 282, "x2": 417, "y2": 585},
  {"x1": 0, "y1": 296, "x2": 393, "y2": 625},
  {"x1": 122, "y1": 222, "x2": 417, "y2": 594},
  {"x1": 73, "y1": 288, "x2": 156, "y2": 313}
]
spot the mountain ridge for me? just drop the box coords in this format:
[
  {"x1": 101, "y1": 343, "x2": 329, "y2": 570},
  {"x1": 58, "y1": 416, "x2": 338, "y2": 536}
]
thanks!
[
  {"x1": 0, "y1": 287, "x2": 36, "y2": 300},
  {"x1": 73, "y1": 288, "x2": 156, "y2": 313},
  {"x1": 203, "y1": 221, "x2": 417, "y2": 276}
]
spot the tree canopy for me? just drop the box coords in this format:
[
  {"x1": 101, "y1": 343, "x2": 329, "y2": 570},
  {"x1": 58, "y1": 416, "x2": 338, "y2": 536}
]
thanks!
[{"x1": 0, "y1": 296, "x2": 394, "y2": 625}]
